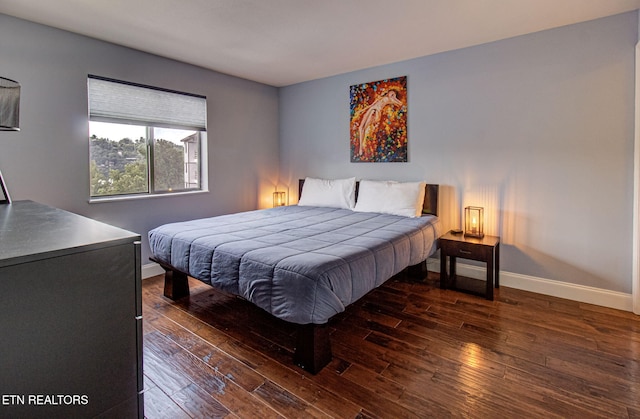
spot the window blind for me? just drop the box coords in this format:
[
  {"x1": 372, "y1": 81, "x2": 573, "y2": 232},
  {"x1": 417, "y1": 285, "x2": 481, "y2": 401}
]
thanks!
[{"x1": 88, "y1": 75, "x2": 206, "y2": 131}]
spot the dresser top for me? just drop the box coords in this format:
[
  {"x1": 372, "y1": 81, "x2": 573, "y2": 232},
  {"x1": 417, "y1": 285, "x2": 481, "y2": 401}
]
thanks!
[{"x1": 0, "y1": 200, "x2": 140, "y2": 267}]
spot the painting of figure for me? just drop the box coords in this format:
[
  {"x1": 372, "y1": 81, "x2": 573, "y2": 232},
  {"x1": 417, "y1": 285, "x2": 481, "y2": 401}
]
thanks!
[{"x1": 350, "y1": 76, "x2": 407, "y2": 162}]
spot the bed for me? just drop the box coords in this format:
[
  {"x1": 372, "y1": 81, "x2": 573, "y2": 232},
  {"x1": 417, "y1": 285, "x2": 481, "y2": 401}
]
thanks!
[{"x1": 149, "y1": 178, "x2": 441, "y2": 373}]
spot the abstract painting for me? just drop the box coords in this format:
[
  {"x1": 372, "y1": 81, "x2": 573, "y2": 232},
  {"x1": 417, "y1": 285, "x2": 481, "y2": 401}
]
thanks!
[{"x1": 350, "y1": 76, "x2": 407, "y2": 162}]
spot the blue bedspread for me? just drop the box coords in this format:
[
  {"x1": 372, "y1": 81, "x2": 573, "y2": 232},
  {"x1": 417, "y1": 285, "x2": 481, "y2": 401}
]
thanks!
[{"x1": 149, "y1": 205, "x2": 441, "y2": 324}]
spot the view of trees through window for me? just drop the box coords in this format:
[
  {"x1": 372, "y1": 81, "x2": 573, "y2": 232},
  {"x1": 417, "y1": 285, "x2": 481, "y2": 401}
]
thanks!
[{"x1": 89, "y1": 122, "x2": 200, "y2": 197}]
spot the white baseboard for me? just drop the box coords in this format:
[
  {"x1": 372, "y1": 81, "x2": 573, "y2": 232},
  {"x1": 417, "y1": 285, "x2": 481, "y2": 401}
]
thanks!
[
  {"x1": 142, "y1": 262, "x2": 165, "y2": 279},
  {"x1": 427, "y1": 257, "x2": 633, "y2": 312},
  {"x1": 142, "y1": 259, "x2": 633, "y2": 312}
]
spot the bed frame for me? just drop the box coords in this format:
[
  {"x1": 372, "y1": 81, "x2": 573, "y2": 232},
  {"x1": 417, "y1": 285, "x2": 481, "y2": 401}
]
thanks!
[{"x1": 154, "y1": 181, "x2": 439, "y2": 374}]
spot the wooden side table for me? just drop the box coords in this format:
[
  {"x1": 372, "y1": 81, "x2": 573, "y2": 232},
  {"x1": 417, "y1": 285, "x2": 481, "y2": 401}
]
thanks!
[{"x1": 439, "y1": 231, "x2": 500, "y2": 300}]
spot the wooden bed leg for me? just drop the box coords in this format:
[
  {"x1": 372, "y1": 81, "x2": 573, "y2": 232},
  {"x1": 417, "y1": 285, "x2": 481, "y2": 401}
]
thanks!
[
  {"x1": 293, "y1": 323, "x2": 332, "y2": 374},
  {"x1": 162, "y1": 268, "x2": 190, "y2": 300},
  {"x1": 150, "y1": 258, "x2": 190, "y2": 300},
  {"x1": 407, "y1": 260, "x2": 428, "y2": 279}
]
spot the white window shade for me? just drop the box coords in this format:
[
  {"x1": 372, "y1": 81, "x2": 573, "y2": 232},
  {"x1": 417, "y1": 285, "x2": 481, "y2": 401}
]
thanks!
[{"x1": 88, "y1": 75, "x2": 206, "y2": 131}]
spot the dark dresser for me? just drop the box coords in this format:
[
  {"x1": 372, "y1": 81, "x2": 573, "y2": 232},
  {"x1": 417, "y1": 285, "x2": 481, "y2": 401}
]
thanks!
[{"x1": 0, "y1": 201, "x2": 143, "y2": 418}]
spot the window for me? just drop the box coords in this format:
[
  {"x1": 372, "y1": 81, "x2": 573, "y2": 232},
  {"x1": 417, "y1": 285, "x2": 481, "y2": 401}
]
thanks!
[{"x1": 88, "y1": 75, "x2": 207, "y2": 199}]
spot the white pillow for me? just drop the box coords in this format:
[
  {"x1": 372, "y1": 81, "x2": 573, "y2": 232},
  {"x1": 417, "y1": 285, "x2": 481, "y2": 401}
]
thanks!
[
  {"x1": 354, "y1": 180, "x2": 426, "y2": 217},
  {"x1": 298, "y1": 177, "x2": 356, "y2": 209}
]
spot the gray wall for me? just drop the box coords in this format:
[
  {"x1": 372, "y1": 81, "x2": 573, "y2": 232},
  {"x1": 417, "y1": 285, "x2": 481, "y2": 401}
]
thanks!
[
  {"x1": 1, "y1": 11, "x2": 636, "y2": 295},
  {"x1": 0, "y1": 14, "x2": 280, "y2": 262},
  {"x1": 280, "y1": 12, "x2": 637, "y2": 293}
]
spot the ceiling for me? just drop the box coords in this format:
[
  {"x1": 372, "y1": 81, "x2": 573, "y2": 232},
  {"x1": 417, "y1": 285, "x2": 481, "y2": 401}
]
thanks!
[{"x1": 1, "y1": 0, "x2": 640, "y2": 87}]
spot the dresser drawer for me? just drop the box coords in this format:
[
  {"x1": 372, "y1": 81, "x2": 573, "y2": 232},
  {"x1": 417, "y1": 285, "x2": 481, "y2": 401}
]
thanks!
[{"x1": 441, "y1": 240, "x2": 486, "y2": 260}]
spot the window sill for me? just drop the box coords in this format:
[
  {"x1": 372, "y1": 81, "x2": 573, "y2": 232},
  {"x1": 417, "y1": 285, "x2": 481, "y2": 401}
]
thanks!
[{"x1": 89, "y1": 189, "x2": 209, "y2": 204}]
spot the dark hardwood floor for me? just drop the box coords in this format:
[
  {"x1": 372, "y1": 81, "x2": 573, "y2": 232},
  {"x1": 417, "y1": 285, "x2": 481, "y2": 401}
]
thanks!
[{"x1": 141, "y1": 271, "x2": 640, "y2": 418}]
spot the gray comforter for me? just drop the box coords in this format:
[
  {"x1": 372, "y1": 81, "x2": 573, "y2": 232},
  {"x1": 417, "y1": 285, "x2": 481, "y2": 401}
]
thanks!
[{"x1": 149, "y1": 205, "x2": 441, "y2": 324}]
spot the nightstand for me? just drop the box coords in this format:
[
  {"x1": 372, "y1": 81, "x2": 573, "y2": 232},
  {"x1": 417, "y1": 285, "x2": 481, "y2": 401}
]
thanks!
[{"x1": 439, "y1": 231, "x2": 500, "y2": 300}]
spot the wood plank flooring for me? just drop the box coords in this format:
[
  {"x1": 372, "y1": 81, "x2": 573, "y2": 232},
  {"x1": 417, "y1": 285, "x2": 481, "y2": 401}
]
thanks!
[{"x1": 141, "y1": 271, "x2": 640, "y2": 418}]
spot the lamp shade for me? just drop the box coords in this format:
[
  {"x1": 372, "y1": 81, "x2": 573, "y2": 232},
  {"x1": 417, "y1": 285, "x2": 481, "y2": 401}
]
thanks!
[{"x1": 0, "y1": 77, "x2": 20, "y2": 131}]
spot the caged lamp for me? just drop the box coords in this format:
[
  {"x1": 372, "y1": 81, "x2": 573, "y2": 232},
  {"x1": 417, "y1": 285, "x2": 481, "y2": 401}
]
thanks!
[
  {"x1": 0, "y1": 77, "x2": 20, "y2": 204},
  {"x1": 273, "y1": 191, "x2": 286, "y2": 207},
  {"x1": 0, "y1": 77, "x2": 20, "y2": 131},
  {"x1": 464, "y1": 206, "x2": 484, "y2": 238}
]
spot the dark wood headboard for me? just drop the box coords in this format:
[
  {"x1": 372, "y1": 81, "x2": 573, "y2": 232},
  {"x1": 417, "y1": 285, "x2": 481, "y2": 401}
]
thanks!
[{"x1": 298, "y1": 179, "x2": 439, "y2": 217}]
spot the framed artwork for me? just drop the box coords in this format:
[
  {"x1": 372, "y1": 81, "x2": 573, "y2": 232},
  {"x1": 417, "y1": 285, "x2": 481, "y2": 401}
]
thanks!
[{"x1": 350, "y1": 76, "x2": 407, "y2": 162}]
